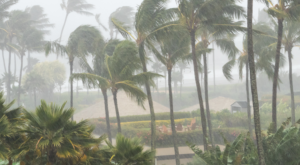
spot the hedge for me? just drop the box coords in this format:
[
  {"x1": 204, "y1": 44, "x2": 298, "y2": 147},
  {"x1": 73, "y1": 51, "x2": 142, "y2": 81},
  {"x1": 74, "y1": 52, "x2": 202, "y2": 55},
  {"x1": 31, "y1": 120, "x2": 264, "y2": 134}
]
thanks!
[
  {"x1": 96, "y1": 112, "x2": 193, "y2": 123},
  {"x1": 121, "y1": 118, "x2": 195, "y2": 128}
]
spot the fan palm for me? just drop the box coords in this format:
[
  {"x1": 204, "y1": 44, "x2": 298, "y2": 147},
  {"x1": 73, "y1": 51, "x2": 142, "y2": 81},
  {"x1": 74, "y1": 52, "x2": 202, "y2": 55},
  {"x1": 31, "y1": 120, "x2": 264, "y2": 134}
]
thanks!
[
  {"x1": 111, "y1": 0, "x2": 175, "y2": 155},
  {"x1": 176, "y1": 0, "x2": 244, "y2": 150},
  {"x1": 72, "y1": 40, "x2": 158, "y2": 134},
  {"x1": 59, "y1": 0, "x2": 94, "y2": 42},
  {"x1": 16, "y1": 100, "x2": 100, "y2": 165},
  {"x1": 262, "y1": 0, "x2": 300, "y2": 131},
  {"x1": 152, "y1": 28, "x2": 190, "y2": 165},
  {"x1": 0, "y1": 92, "x2": 22, "y2": 164},
  {"x1": 45, "y1": 25, "x2": 101, "y2": 119},
  {"x1": 107, "y1": 134, "x2": 155, "y2": 165}
]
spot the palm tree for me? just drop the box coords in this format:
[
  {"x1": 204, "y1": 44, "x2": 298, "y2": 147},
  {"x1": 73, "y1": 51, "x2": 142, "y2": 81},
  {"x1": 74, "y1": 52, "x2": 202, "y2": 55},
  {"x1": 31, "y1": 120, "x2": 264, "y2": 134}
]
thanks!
[
  {"x1": 263, "y1": 0, "x2": 300, "y2": 131},
  {"x1": 45, "y1": 25, "x2": 101, "y2": 119},
  {"x1": 18, "y1": 100, "x2": 100, "y2": 165},
  {"x1": 0, "y1": 0, "x2": 18, "y2": 20},
  {"x1": 59, "y1": 0, "x2": 94, "y2": 42},
  {"x1": 72, "y1": 40, "x2": 158, "y2": 134},
  {"x1": 176, "y1": 0, "x2": 244, "y2": 150},
  {"x1": 23, "y1": 71, "x2": 46, "y2": 107},
  {"x1": 107, "y1": 134, "x2": 155, "y2": 165},
  {"x1": 153, "y1": 28, "x2": 190, "y2": 165},
  {"x1": 247, "y1": 0, "x2": 266, "y2": 163},
  {"x1": 0, "y1": 92, "x2": 22, "y2": 164},
  {"x1": 0, "y1": 10, "x2": 32, "y2": 102},
  {"x1": 280, "y1": 21, "x2": 300, "y2": 124},
  {"x1": 177, "y1": 61, "x2": 188, "y2": 98},
  {"x1": 108, "y1": 6, "x2": 134, "y2": 39},
  {"x1": 111, "y1": 0, "x2": 174, "y2": 155}
]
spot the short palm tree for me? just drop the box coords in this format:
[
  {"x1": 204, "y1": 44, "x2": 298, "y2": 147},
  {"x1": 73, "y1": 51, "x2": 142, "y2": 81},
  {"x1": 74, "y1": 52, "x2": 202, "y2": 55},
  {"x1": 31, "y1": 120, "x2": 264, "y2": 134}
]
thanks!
[
  {"x1": 45, "y1": 25, "x2": 101, "y2": 118},
  {"x1": 59, "y1": 0, "x2": 94, "y2": 42},
  {"x1": 17, "y1": 100, "x2": 100, "y2": 165},
  {"x1": 176, "y1": 0, "x2": 244, "y2": 150},
  {"x1": 107, "y1": 134, "x2": 155, "y2": 165},
  {"x1": 0, "y1": 92, "x2": 22, "y2": 164},
  {"x1": 72, "y1": 40, "x2": 158, "y2": 134},
  {"x1": 112, "y1": 0, "x2": 175, "y2": 155},
  {"x1": 262, "y1": 0, "x2": 300, "y2": 131},
  {"x1": 153, "y1": 28, "x2": 190, "y2": 165}
]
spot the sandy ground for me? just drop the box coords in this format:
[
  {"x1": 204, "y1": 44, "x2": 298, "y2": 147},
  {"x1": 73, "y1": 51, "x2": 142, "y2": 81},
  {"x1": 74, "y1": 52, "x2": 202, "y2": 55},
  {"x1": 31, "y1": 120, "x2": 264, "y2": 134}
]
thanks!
[
  {"x1": 179, "y1": 96, "x2": 236, "y2": 112},
  {"x1": 74, "y1": 91, "x2": 170, "y2": 122}
]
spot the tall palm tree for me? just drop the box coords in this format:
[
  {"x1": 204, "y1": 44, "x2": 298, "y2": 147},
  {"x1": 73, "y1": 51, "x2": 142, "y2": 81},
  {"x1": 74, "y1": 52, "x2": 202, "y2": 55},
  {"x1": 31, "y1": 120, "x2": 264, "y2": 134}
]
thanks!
[
  {"x1": 0, "y1": 10, "x2": 32, "y2": 102},
  {"x1": 152, "y1": 28, "x2": 190, "y2": 165},
  {"x1": 107, "y1": 134, "x2": 155, "y2": 165},
  {"x1": 177, "y1": 61, "x2": 188, "y2": 98},
  {"x1": 23, "y1": 71, "x2": 46, "y2": 107},
  {"x1": 263, "y1": 0, "x2": 300, "y2": 131},
  {"x1": 111, "y1": 0, "x2": 175, "y2": 155},
  {"x1": 59, "y1": 0, "x2": 94, "y2": 42},
  {"x1": 18, "y1": 100, "x2": 100, "y2": 165},
  {"x1": 45, "y1": 25, "x2": 101, "y2": 119},
  {"x1": 176, "y1": 0, "x2": 244, "y2": 150},
  {"x1": 0, "y1": 0, "x2": 18, "y2": 20},
  {"x1": 72, "y1": 40, "x2": 158, "y2": 134},
  {"x1": 247, "y1": 0, "x2": 266, "y2": 163},
  {"x1": 280, "y1": 21, "x2": 300, "y2": 124}
]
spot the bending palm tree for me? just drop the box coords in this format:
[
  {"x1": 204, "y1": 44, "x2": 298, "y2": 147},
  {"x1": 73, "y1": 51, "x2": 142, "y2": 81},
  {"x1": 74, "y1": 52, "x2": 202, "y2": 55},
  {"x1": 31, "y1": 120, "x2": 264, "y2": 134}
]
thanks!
[
  {"x1": 176, "y1": 0, "x2": 244, "y2": 150},
  {"x1": 111, "y1": 0, "x2": 174, "y2": 155},
  {"x1": 45, "y1": 25, "x2": 100, "y2": 119},
  {"x1": 72, "y1": 40, "x2": 158, "y2": 133},
  {"x1": 263, "y1": 0, "x2": 300, "y2": 131},
  {"x1": 59, "y1": 0, "x2": 93, "y2": 42},
  {"x1": 0, "y1": 0, "x2": 18, "y2": 20},
  {"x1": 153, "y1": 28, "x2": 190, "y2": 165}
]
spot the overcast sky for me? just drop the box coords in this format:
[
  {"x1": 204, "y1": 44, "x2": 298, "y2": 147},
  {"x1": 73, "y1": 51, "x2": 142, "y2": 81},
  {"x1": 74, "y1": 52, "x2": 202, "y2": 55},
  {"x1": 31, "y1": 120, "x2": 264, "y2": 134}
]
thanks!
[{"x1": 4, "y1": 0, "x2": 300, "y2": 90}]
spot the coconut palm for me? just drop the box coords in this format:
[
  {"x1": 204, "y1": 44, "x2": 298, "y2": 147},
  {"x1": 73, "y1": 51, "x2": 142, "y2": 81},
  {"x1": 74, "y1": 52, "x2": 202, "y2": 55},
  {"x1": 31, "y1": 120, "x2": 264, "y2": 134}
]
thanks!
[
  {"x1": 111, "y1": 0, "x2": 175, "y2": 155},
  {"x1": 247, "y1": 0, "x2": 266, "y2": 163},
  {"x1": 262, "y1": 0, "x2": 300, "y2": 131},
  {"x1": 0, "y1": 0, "x2": 18, "y2": 21},
  {"x1": 45, "y1": 25, "x2": 101, "y2": 119},
  {"x1": 72, "y1": 40, "x2": 158, "y2": 134},
  {"x1": 176, "y1": 0, "x2": 244, "y2": 150},
  {"x1": 152, "y1": 28, "x2": 190, "y2": 165},
  {"x1": 107, "y1": 134, "x2": 155, "y2": 165},
  {"x1": 16, "y1": 100, "x2": 100, "y2": 165},
  {"x1": 279, "y1": 21, "x2": 300, "y2": 124},
  {"x1": 0, "y1": 10, "x2": 32, "y2": 102},
  {"x1": 59, "y1": 0, "x2": 94, "y2": 42},
  {"x1": 108, "y1": 6, "x2": 134, "y2": 39}
]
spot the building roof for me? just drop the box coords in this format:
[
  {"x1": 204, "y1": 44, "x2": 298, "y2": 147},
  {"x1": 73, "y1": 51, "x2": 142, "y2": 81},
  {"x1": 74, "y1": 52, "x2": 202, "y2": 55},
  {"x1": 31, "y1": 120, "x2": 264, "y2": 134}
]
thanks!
[
  {"x1": 179, "y1": 96, "x2": 236, "y2": 112},
  {"x1": 74, "y1": 91, "x2": 170, "y2": 122},
  {"x1": 232, "y1": 101, "x2": 249, "y2": 108}
]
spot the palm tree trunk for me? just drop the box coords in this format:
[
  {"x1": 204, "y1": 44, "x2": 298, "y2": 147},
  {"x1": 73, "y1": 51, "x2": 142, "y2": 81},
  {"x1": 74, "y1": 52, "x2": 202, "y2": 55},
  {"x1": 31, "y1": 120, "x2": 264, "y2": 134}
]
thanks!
[
  {"x1": 112, "y1": 90, "x2": 121, "y2": 133},
  {"x1": 213, "y1": 43, "x2": 216, "y2": 92},
  {"x1": 288, "y1": 48, "x2": 295, "y2": 124},
  {"x1": 14, "y1": 53, "x2": 16, "y2": 78},
  {"x1": 59, "y1": 13, "x2": 69, "y2": 43},
  {"x1": 247, "y1": 0, "x2": 266, "y2": 164},
  {"x1": 34, "y1": 87, "x2": 36, "y2": 108},
  {"x1": 180, "y1": 69, "x2": 183, "y2": 99},
  {"x1": 27, "y1": 51, "x2": 31, "y2": 72},
  {"x1": 7, "y1": 39, "x2": 12, "y2": 102},
  {"x1": 70, "y1": 60, "x2": 74, "y2": 120},
  {"x1": 164, "y1": 70, "x2": 167, "y2": 93},
  {"x1": 102, "y1": 88, "x2": 112, "y2": 142},
  {"x1": 76, "y1": 80, "x2": 79, "y2": 97},
  {"x1": 167, "y1": 69, "x2": 180, "y2": 165},
  {"x1": 190, "y1": 30, "x2": 208, "y2": 150},
  {"x1": 8, "y1": 157, "x2": 12, "y2": 165},
  {"x1": 203, "y1": 52, "x2": 213, "y2": 147},
  {"x1": 17, "y1": 54, "x2": 23, "y2": 106},
  {"x1": 2, "y1": 49, "x2": 6, "y2": 73},
  {"x1": 139, "y1": 42, "x2": 156, "y2": 164},
  {"x1": 246, "y1": 61, "x2": 252, "y2": 135},
  {"x1": 272, "y1": 18, "x2": 283, "y2": 132}
]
